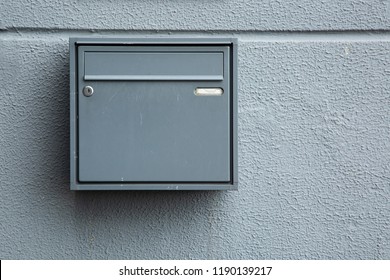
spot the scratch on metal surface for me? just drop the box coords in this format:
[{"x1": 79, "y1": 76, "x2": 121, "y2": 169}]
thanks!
[{"x1": 139, "y1": 112, "x2": 143, "y2": 126}]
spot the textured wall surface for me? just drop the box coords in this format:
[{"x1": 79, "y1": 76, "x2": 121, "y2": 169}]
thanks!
[
  {"x1": 0, "y1": 0, "x2": 389, "y2": 259},
  {"x1": 1, "y1": 0, "x2": 390, "y2": 31}
]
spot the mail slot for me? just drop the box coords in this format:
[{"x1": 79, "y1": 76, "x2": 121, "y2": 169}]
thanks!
[
  {"x1": 70, "y1": 38, "x2": 237, "y2": 190},
  {"x1": 84, "y1": 52, "x2": 224, "y2": 81}
]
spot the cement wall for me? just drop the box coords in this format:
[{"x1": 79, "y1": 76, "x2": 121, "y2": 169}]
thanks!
[{"x1": 0, "y1": 0, "x2": 389, "y2": 259}]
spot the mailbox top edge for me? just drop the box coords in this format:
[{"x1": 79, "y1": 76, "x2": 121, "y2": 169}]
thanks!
[{"x1": 69, "y1": 37, "x2": 237, "y2": 46}]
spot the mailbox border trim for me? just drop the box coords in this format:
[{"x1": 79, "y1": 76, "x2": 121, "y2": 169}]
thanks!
[{"x1": 70, "y1": 37, "x2": 238, "y2": 190}]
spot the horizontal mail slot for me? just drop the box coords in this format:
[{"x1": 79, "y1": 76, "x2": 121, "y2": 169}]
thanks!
[{"x1": 84, "y1": 52, "x2": 224, "y2": 81}]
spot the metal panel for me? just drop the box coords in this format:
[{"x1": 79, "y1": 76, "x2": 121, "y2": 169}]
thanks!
[
  {"x1": 70, "y1": 38, "x2": 237, "y2": 190},
  {"x1": 84, "y1": 52, "x2": 224, "y2": 81}
]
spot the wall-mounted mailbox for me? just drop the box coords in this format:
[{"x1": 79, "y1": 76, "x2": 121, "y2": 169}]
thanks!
[{"x1": 70, "y1": 38, "x2": 237, "y2": 190}]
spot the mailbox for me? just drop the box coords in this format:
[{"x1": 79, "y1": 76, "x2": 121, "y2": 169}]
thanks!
[{"x1": 70, "y1": 38, "x2": 237, "y2": 190}]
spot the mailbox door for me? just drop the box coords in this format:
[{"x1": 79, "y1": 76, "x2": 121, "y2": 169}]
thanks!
[{"x1": 77, "y1": 45, "x2": 231, "y2": 183}]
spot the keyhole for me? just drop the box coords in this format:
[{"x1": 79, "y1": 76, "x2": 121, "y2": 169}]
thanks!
[{"x1": 83, "y1": 86, "x2": 94, "y2": 97}]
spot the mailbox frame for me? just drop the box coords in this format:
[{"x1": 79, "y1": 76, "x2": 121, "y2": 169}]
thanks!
[{"x1": 70, "y1": 37, "x2": 238, "y2": 190}]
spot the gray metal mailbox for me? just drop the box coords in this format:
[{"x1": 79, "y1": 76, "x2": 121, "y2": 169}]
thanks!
[{"x1": 70, "y1": 38, "x2": 237, "y2": 190}]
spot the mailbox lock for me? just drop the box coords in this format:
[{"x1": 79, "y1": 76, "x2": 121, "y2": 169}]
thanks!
[{"x1": 83, "y1": 86, "x2": 94, "y2": 97}]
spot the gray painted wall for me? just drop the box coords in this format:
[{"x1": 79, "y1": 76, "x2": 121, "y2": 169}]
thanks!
[{"x1": 0, "y1": 0, "x2": 389, "y2": 259}]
